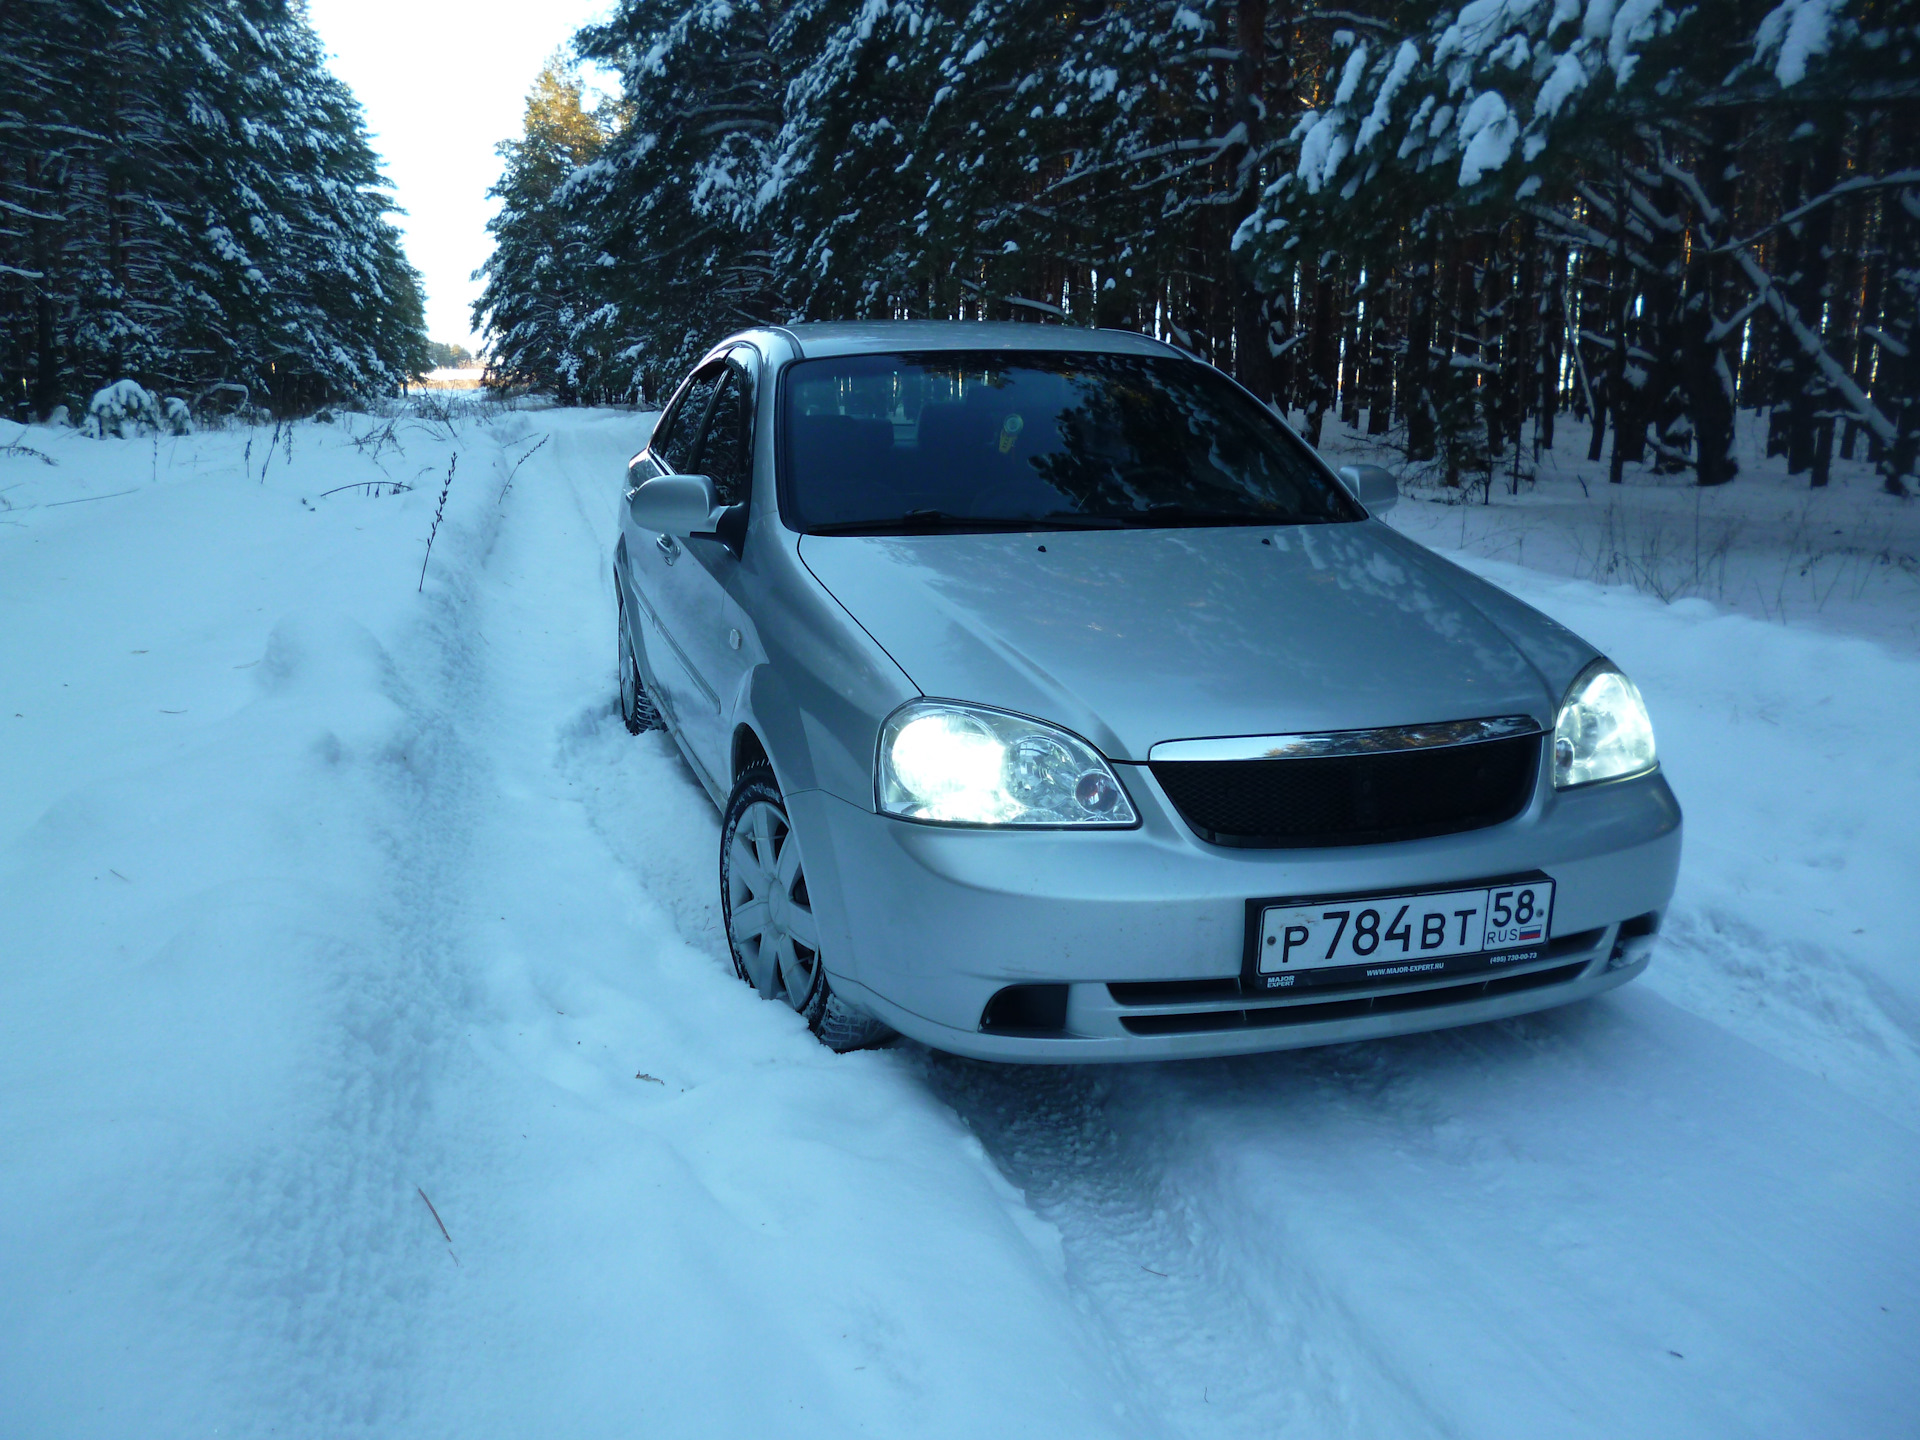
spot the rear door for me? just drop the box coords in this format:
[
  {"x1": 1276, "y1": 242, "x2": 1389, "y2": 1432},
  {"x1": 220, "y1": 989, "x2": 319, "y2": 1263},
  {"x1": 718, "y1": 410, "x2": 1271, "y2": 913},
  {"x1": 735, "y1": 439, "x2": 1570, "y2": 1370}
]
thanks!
[
  {"x1": 621, "y1": 363, "x2": 723, "y2": 745},
  {"x1": 645, "y1": 349, "x2": 759, "y2": 786}
]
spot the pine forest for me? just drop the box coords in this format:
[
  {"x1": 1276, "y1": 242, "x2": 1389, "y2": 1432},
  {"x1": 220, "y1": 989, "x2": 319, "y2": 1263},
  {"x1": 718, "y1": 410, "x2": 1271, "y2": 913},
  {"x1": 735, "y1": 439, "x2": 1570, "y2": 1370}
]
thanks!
[
  {"x1": 1, "y1": 0, "x2": 429, "y2": 421},
  {"x1": 475, "y1": 0, "x2": 1917, "y2": 494}
]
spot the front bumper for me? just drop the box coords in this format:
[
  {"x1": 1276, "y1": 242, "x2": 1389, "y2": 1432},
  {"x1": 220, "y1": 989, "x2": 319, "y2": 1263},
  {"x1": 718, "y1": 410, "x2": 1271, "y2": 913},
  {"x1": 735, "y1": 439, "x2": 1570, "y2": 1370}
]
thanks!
[{"x1": 787, "y1": 761, "x2": 1681, "y2": 1063}]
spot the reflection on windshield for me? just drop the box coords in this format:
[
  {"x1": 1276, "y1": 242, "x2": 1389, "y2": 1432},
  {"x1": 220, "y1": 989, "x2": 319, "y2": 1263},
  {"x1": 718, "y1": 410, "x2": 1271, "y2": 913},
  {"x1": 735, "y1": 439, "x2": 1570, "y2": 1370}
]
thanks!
[{"x1": 780, "y1": 351, "x2": 1360, "y2": 534}]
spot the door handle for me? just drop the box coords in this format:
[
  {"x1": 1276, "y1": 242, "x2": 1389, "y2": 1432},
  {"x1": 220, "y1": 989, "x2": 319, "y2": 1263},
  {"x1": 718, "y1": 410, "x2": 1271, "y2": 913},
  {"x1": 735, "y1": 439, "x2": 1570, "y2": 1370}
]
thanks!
[{"x1": 656, "y1": 533, "x2": 680, "y2": 565}]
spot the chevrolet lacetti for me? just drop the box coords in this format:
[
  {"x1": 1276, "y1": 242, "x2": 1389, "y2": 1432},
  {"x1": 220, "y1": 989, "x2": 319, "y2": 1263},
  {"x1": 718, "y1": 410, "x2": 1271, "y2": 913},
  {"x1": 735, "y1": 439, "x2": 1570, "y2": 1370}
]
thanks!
[{"x1": 612, "y1": 322, "x2": 1682, "y2": 1059}]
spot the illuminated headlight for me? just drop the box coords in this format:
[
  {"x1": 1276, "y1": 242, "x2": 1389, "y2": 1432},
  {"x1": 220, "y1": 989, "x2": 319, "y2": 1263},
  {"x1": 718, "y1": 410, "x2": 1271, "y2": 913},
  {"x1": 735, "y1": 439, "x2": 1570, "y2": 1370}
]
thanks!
[
  {"x1": 1553, "y1": 661, "x2": 1657, "y2": 788},
  {"x1": 878, "y1": 701, "x2": 1137, "y2": 827}
]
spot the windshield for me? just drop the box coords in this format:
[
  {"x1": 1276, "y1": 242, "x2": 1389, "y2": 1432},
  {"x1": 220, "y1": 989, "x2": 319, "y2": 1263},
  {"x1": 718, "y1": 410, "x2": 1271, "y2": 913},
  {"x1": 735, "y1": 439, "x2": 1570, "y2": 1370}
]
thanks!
[{"x1": 778, "y1": 350, "x2": 1361, "y2": 534}]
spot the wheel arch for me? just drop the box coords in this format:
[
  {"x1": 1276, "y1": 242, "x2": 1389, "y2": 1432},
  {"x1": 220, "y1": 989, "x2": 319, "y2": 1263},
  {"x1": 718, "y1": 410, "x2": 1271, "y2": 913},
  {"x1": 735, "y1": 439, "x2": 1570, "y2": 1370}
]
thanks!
[
  {"x1": 732, "y1": 723, "x2": 771, "y2": 786},
  {"x1": 740, "y1": 662, "x2": 829, "y2": 799}
]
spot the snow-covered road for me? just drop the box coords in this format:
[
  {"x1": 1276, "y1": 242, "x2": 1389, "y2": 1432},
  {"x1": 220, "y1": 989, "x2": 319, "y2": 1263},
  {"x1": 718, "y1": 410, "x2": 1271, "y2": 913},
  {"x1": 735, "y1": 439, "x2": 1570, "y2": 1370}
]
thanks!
[{"x1": 3, "y1": 406, "x2": 1915, "y2": 1438}]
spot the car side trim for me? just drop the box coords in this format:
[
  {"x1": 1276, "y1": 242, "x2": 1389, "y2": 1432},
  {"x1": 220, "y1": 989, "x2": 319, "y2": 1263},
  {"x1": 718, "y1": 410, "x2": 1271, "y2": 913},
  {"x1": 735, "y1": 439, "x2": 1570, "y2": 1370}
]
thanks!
[{"x1": 1147, "y1": 714, "x2": 1541, "y2": 763}]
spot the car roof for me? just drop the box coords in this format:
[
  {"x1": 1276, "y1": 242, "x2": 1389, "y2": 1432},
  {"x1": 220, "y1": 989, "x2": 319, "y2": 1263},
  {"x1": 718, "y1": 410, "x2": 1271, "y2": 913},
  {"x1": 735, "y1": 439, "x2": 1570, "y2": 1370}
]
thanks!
[{"x1": 737, "y1": 320, "x2": 1187, "y2": 362}]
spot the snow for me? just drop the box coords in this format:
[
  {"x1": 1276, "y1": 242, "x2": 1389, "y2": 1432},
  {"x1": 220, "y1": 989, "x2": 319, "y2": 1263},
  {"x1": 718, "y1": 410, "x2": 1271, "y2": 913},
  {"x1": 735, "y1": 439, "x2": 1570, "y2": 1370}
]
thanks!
[
  {"x1": 83, "y1": 380, "x2": 172, "y2": 438},
  {"x1": 1533, "y1": 50, "x2": 1592, "y2": 122},
  {"x1": 1455, "y1": 90, "x2": 1517, "y2": 186},
  {"x1": 1753, "y1": 0, "x2": 1845, "y2": 85},
  {"x1": 1354, "y1": 42, "x2": 1420, "y2": 153},
  {"x1": 1603, "y1": 0, "x2": 1666, "y2": 82},
  {"x1": 1295, "y1": 112, "x2": 1347, "y2": 194},
  {"x1": 1313, "y1": 419, "x2": 1920, "y2": 654},
  {"x1": 3, "y1": 405, "x2": 1918, "y2": 1437},
  {"x1": 1334, "y1": 45, "x2": 1370, "y2": 107},
  {"x1": 1435, "y1": 0, "x2": 1547, "y2": 68}
]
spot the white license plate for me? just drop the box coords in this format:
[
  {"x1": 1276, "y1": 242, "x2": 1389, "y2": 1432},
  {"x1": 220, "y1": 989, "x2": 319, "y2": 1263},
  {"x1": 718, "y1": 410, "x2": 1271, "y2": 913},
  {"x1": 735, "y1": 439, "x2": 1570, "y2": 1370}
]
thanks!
[{"x1": 1247, "y1": 876, "x2": 1555, "y2": 991}]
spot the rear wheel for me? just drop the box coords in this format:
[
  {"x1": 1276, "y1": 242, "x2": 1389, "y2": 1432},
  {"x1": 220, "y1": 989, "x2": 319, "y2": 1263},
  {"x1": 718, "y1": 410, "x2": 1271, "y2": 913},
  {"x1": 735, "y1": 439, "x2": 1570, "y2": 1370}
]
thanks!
[
  {"x1": 616, "y1": 584, "x2": 660, "y2": 735},
  {"x1": 721, "y1": 762, "x2": 891, "y2": 1052}
]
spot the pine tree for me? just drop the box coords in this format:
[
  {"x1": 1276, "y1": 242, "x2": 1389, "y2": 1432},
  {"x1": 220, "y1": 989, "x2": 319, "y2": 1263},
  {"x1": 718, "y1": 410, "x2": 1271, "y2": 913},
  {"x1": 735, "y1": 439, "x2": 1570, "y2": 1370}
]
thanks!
[
  {"x1": 470, "y1": 0, "x2": 1913, "y2": 499},
  {"x1": 567, "y1": 0, "x2": 789, "y2": 399},
  {"x1": 1, "y1": 0, "x2": 429, "y2": 421},
  {"x1": 473, "y1": 58, "x2": 614, "y2": 401}
]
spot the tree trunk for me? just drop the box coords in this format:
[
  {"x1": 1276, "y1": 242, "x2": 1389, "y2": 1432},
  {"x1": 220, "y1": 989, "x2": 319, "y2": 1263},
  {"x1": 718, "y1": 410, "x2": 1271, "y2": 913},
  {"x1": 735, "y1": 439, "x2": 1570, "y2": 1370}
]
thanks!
[
  {"x1": 25, "y1": 152, "x2": 60, "y2": 416},
  {"x1": 1787, "y1": 137, "x2": 1843, "y2": 484},
  {"x1": 1836, "y1": 136, "x2": 1878, "y2": 464},
  {"x1": 1843, "y1": 243, "x2": 1880, "y2": 462},
  {"x1": 1445, "y1": 235, "x2": 1480, "y2": 488},
  {"x1": 1227, "y1": 0, "x2": 1275, "y2": 403},
  {"x1": 1480, "y1": 229, "x2": 1515, "y2": 463},
  {"x1": 1339, "y1": 265, "x2": 1362, "y2": 428},
  {"x1": 1403, "y1": 230, "x2": 1437, "y2": 462},
  {"x1": 1269, "y1": 272, "x2": 1298, "y2": 413},
  {"x1": 1365, "y1": 260, "x2": 1394, "y2": 435},
  {"x1": 1874, "y1": 121, "x2": 1918, "y2": 494},
  {"x1": 1579, "y1": 243, "x2": 1609, "y2": 461},
  {"x1": 1606, "y1": 183, "x2": 1636, "y2": 482},
  {"x1": 1302, "y1": 257, "x2": 1337, "y2": 447},
  {"x1": 1513, "y1": 227, "x2": 1539, "y2": 458},
  {"x1": 1676, "y1": 120, "x2": 1739, "y2": 487},
  {"x1": 1539, "y1": 242, "x2": 1564, "y2": 453}
]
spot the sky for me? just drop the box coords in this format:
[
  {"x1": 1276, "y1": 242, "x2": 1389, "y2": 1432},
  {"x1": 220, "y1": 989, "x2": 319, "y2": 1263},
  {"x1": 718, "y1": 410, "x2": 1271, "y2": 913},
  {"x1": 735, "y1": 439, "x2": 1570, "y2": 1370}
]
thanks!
[{"x1": 306, "y1": 0, "x2": 616, "y2": 353}]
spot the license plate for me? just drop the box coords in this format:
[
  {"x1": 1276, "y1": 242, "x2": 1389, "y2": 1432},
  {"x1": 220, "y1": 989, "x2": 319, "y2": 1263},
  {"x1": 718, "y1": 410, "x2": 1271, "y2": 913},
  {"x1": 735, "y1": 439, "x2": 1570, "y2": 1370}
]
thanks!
[{"x1": 1242, "y1": 874, "x2": 1555, "y2": 993}]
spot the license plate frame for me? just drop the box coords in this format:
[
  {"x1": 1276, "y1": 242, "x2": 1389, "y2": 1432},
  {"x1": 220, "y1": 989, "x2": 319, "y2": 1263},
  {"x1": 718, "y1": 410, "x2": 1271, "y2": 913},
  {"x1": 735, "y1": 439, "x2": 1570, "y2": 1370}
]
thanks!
[{"x1": 1241, "y1": 872, "x2": 1557, "y2": 995}]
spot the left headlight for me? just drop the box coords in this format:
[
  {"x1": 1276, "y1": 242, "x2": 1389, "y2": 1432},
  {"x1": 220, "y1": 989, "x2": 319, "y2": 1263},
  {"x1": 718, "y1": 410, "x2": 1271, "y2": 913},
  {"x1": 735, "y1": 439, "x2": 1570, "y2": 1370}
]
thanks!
[
  {"x1": 878, "y1": 701, "x2": 1137, "y2": 827},
  {"x1": 1553, "y1": 661, "x2": 1657, "y2": 788}
]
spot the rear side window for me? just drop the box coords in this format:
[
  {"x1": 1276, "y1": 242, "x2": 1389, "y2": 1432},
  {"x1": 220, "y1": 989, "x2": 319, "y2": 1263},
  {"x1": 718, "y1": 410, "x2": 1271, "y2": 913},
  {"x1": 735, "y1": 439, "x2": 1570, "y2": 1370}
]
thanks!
[
  {"x1": 654, "y1": 366, "x2": 724, "y2": 474},
  {"x1": 694, "y1": 364, "x2": 754, "y2": 507}
]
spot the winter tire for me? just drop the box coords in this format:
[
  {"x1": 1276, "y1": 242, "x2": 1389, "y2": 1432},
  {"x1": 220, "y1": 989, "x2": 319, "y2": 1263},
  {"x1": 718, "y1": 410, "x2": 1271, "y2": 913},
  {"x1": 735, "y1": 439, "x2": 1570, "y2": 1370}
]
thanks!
[
  {"x1": 617, "y1": 584, "x2": 660, "y2": 735},
  {"x1": 721, "y1": 762, "x2": 892, "y2": 1053}
]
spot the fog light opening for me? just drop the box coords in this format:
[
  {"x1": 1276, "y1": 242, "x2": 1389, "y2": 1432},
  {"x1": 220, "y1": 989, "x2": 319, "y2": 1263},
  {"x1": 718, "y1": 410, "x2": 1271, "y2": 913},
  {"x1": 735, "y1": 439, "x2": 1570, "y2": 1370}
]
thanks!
[
  {"x1": 980, "y1": 983, "x2": 1071, "y2": 1035},
  {"x1": 1607, "y1": 911, "x2": 1661, "y2": 970}
]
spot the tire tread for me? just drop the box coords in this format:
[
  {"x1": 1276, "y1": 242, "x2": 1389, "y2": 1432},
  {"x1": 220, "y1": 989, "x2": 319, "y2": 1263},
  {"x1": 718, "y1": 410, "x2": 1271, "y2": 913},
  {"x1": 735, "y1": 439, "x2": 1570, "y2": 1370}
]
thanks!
[{"x1": 723, "y1": 761, "x2": 893, "y2": 1054}]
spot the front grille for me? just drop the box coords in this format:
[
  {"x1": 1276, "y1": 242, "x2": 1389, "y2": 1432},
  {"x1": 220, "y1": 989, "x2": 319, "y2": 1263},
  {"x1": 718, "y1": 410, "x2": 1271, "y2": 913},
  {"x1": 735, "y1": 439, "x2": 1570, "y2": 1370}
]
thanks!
[
  {"x1": 1118, "y1": 960, "x2": 1591, "y2": 1036},
  {"x1": 1150, "y1": 732, "x2": 1540, "y2": 848}
]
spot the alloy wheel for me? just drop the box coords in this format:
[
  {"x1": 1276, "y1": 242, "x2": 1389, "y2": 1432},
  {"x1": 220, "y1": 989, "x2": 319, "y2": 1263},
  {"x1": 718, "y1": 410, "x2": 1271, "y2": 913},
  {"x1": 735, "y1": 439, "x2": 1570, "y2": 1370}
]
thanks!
[{"x1": 725, "y1": 798, "x2": 822, "y2": 1009}]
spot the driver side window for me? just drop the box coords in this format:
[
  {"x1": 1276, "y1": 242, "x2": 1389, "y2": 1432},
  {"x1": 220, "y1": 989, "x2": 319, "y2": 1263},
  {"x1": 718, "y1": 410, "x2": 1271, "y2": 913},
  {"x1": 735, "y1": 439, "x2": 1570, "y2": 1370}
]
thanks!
[
  {"x1": 693, "y1": 362, "x2": 754, "y2": 508},
  {"x1": 654, "y1": 365, "x2": 724, "y2": 474}
]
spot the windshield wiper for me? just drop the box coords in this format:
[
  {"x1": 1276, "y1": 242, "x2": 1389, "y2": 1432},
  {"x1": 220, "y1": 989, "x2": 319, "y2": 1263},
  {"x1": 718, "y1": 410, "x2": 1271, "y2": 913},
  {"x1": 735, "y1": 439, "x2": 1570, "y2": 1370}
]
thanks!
[
  {"x1": 1090, "y1": 504, "x2": 1281, "y2": 528},
  {"x1": 808, "y1": 509, "x2": 1132, "y2": 535},
  {"x1": 808, "y1": 510, "x2": 1020, "y2": 535}
]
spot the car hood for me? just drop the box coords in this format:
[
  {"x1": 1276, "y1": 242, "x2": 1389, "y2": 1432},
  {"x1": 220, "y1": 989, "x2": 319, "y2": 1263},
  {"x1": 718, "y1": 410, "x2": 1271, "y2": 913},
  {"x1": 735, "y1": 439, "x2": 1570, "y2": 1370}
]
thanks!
[{"x1": 797, "y1": 522, "x2": 1596, "y2": 762}]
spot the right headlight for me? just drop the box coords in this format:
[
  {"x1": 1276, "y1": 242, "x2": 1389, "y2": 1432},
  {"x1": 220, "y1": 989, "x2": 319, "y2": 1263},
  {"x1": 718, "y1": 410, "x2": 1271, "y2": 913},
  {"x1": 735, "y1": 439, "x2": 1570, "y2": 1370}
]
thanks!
[
  {"x1": 1553, "y1": 661, "x2": 1657, "y2": 788},
  {"x1": 878, "y1": 701, "x2": 1137, "y2": 827}
]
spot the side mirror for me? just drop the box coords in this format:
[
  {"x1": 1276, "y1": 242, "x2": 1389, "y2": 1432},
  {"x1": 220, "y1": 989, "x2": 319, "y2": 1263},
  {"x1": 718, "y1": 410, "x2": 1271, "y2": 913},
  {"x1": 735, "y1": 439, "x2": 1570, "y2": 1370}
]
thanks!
[
  {"x1": 1338, "y1": 463, "x2": 1399, "y2": 515},
  {"x1": 628, "y1": 473, "x2": 721, "y2": 537}
]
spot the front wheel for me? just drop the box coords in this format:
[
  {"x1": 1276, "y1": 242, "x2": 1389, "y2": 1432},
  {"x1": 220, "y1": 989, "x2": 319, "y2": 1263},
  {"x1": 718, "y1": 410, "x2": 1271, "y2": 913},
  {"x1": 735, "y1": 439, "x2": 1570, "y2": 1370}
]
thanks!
[{"x1": 721, "y1": 762, "x2": 891, "y2": 1053}]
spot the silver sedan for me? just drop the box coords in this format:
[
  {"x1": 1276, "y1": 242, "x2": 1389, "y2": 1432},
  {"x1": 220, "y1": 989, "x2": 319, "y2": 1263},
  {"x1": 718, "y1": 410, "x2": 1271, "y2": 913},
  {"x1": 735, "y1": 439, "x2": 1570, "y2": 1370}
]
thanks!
[{"x1": 614, "y1": 322, "x2": 1681, "y2": 1061}]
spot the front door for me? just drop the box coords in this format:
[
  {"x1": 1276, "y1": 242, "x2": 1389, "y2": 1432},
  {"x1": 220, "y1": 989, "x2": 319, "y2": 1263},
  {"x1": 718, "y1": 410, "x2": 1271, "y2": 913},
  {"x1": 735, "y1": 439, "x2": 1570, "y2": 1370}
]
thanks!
[{"x1": 624, "y1": 350, "x2": 758, "y2": 792}]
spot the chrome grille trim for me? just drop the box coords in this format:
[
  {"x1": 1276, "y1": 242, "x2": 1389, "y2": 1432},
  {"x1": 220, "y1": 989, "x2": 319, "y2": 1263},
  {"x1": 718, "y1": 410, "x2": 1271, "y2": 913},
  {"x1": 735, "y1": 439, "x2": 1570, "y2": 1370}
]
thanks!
[{"x1": 1146, "y1": 714, "x2": 1542, "y2": 764}]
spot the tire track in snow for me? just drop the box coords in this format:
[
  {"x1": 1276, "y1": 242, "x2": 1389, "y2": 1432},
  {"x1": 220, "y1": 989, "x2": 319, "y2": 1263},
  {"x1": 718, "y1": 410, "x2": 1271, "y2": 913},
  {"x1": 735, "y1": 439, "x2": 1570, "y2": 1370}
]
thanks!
[
  {"x1": 528, "y1": 414, "x2": 734, "y2": 965},
  {"x1": 226, "y1": 416, "x2": 523, "y2": 1432},
  {"x1": 920, "y1": 1053, "x2": 1451, "y2": 1440},
  {"x1": 936, "y1": 995, "x2": 1920, "y2": 1439},
  {"x1": 465, "y1": 416, "x2": 1156, "y2": 1439}
]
